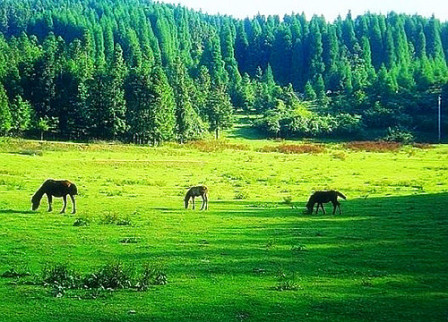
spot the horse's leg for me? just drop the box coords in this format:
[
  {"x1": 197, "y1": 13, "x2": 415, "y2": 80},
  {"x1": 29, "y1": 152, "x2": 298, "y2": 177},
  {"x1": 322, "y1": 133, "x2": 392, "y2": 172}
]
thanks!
[
  {"x1": 314, "y1": 203, "x2": 318, "y2": 214},
  {"x1": 321, "y1": 203, "x2": 326, "y2": 214},
  {"x1": 47, "y1": 194, "x2": 53, "y2": 212},
  {"x1": 332, "y1": 201, "x2": 337, "y2": 215},
  {"x1": 205, "y1": 193, "x2": 208, "y2": 210},
  {"x1": 60, "y1": 195, "x2": 67, "y2": 213},
  {"x1": 192, "y1": 197, "x2": 195, "y2": 210},
  {"x1": 200, "y1": 195, "x2": 205, "y2": 210},
  {"x1": 70, "y1": 194, "x2": 76, "y2": 214},
  {"x1": 60, "y1": 195, "x2": 67, "y2": 214}
]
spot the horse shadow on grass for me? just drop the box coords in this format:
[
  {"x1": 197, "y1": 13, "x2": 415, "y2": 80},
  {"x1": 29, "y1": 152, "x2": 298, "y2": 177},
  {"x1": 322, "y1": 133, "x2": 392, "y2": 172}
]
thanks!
[
  {"x1": 132, "y1": 192, "x2": 448, "y2": 277},
  {"x1": 0, "y1": 209, "x2": 35, "y2": 214}
]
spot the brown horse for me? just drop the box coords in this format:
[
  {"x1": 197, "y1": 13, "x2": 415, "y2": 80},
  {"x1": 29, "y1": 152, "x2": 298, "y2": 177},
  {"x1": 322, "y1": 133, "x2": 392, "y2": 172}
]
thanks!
[
  {"x1": 184, "y1": 185, "x2": 208, "y2": 210},
  {"x1": 306, "y1": 190, "x2": 346, "y2": 215},
  {"x1": 31, "y1": 179, "x2": 78, "y2": 214}
]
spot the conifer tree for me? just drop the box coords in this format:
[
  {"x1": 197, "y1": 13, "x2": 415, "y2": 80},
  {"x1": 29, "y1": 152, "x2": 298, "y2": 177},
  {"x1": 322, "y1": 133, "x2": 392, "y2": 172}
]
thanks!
[{"x1": 0, "y1": 83, "x2": 11, "y2": 134}]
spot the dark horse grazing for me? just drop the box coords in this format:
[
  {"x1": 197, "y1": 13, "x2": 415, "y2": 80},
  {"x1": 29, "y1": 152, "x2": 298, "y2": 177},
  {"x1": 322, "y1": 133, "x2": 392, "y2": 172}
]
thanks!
[
  {"x1": 31, "y1": 179, "x2": 78, "y2": 214},
  {"x1": 184, "y1": 185, "x2": 208, "y2": 210},
  {"x1": 306, "y1": 190, "x2": 346, "y2": 215}
]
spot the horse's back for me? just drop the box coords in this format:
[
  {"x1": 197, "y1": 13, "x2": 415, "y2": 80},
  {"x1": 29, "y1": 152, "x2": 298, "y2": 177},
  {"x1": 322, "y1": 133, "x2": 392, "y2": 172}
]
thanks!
[
  {"x1": 312, "y1": 190, "x2": 338, "y2": 202},
  {"x1": 43, "y1": 179, "x2": 77, "y2": 196},
  {"x1": 189, "y1": 185, "x2": 208, "y2": 196}
]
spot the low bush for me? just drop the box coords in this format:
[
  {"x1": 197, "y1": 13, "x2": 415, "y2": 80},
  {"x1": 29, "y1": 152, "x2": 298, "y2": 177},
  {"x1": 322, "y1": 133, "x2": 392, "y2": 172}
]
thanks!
[
  {"x1": 73, "y1": 217, "x2": 90, "y2": 227},
  {"x1": 1, "y1": 267, "x2": 31, "y2": 278},
  {"x1": 119, "y1": 237, "x2": 139, "y2": 244},
  {"x1": 234, "y1": 191, "x2": 249, "y2": 200},
  {"x1": 101, "y1": 212, "x2": 131, "y2": 226},
  {"x1": 83, "y1": 262, "x2": 133, "y2": 289},
  {"x1": 42, "y1": 264, "x2": 81, "y2": 289},
  {"x1": 274, "y1": 271, "x2": 299, "y2": 291},
  {"x1": 383, "y1": 127, "x2": 414, "y2": 144},
  {"x1": 40, "y1": 262, "x2": 167, "y2": 297},
  {"x1": 332, "y1": 151, "x2": 347, "y2": 160},
  {"x1": 283, "y1": 196, "x2": 293, "y2": 204}
]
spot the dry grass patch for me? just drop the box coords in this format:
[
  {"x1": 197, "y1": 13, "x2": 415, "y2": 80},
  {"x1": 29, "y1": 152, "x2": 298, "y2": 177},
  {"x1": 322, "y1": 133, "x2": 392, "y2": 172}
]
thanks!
[
  {"x1": 413, "y1": 143, "x2": 433, "y2": 149},
  {"x1": 344, "y1": 141, "x2": 402, "y2": 152},
  {"x1": 186, "y1": 140, "x2": 250, "y2": 152},
  {"x1": 258, "y1": 144, "x2": 325, "y2": 154}
]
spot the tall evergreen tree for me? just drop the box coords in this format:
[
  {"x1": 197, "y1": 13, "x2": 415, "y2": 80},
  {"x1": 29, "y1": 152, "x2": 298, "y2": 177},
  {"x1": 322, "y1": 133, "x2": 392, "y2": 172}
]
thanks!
[{"x1": 0, "y1": 83, "x2": 11, "y2": 134}]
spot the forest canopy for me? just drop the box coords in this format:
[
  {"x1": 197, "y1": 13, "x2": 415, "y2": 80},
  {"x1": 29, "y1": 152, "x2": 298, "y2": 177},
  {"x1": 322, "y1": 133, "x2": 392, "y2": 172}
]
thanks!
[{"x1": 0, "y1": 0, "x2": 447, "y2": 142}]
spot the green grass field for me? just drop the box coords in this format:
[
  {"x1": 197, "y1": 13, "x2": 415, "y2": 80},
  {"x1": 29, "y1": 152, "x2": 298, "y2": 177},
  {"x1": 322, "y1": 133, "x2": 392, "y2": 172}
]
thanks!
[{"x1": 0, "y1": 137, "x2": 447, "y2": 321}]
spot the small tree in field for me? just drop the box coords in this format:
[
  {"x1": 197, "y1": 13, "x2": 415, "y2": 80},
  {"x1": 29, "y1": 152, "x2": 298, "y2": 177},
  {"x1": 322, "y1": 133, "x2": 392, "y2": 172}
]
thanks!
[
  {"x1": 35, "y1": 117, "x2": 57, "y2": 141},
  {"x1": 206, "y1": 86, "x2": 234, "y2": 139},
  {"x1": 36, "y1": 118, "x2": 50, "y2": 141},
  {"x1": 10, "y1": 95, "x2": 32, "y2": 135}
]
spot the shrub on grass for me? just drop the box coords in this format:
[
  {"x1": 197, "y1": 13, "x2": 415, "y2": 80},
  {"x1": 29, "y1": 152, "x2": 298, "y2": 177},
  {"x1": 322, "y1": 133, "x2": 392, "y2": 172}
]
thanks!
[
  {"x1": 119, "y1": 237, "x2": 139, "y2": 244},
  {"x1": 83, "y1": 262, "x2": 132, "y2": 289},
  {"x1": 332, "y1": 151, "x2": 347, "y2": 160},
  {"x1": 283, "y1": 196, "x2": 293, "y2": 205},
  {"x1": 42, "y1": 264, "x2": 81, "y2": 289},
  {"x1": 101, "y1": 212, "x2": 119, "y2": 224},
  {"x1": 135, "y1": 263, "x2": 168, "y2": 291},
  {"x1": 40, "y1": 262, "x2": 167, "y2": 297},
  {"x1": 116, "y1": 218, "x2": 132, "y2": 226},
  {"x1": 274, "y1": 271, "x2": 299, "y2": 291},
  {"x1": 234, "y1": 191, "x2": 249, "y2": 200},
  {"x1": 383, "y1": 127, "x2": 414, "y2": 144},
  {"x1": 291, "y1": 244, "x2": 307, "y2": 252},
  {"x1": 101, "y1": 212, "x2": 131, "y2": 225},
  {"x1": 1, "y1": 267, "x2": 31, "y2": 278},
  {"x1": 73, "y1": 217, "x2": 90, "y2": 227}
]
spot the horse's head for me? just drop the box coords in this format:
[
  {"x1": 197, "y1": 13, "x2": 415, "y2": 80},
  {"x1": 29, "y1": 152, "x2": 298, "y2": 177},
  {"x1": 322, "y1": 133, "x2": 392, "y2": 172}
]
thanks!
[
  {"x1": 31, "y1": 194, "x2": 40, "y2": 211},
  {"x1": 184, "y1": 197, "x2": 189, "y2": 209},
  {"x1": 305, "y1": 201, "x2": 313, "y2": 214}
]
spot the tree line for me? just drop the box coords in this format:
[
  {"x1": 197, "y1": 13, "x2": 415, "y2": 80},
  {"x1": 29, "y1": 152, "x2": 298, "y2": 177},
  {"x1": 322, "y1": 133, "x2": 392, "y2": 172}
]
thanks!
[{"x1": 0, "y1": 0, "x2": 447, "y2": 142}]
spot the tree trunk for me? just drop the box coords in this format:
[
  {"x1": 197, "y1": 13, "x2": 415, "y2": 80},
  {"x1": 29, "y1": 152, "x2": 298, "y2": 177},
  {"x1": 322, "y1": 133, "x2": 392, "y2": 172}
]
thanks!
[
  {"x1": 215, "y1": 128, "x2": 219, "y2": 140},
  {"x1": 40, "y1": 131, "x2": 44, "y2": 141}
]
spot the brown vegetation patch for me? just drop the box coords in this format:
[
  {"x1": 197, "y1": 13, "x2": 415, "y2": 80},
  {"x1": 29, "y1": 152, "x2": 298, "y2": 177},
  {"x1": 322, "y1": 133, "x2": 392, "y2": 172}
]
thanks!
[
  {"x1": 258, "y1": 144, "x2": 325, "y2": 154},
  {"x1": 344, "y1": 141, "x2": 402, "y2": 152},
  {"x1": 412, "y1": 143, "x2": 433, "y2": 149},
  {"x1": 187, "y1": 140, "x2": 250, "y2": 152}
]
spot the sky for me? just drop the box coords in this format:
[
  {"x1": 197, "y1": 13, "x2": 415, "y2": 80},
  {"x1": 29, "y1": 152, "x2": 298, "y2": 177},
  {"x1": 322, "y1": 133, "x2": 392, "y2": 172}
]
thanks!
[{"x1": 157, "y1": 0, "x2": 448, "y2": 21}]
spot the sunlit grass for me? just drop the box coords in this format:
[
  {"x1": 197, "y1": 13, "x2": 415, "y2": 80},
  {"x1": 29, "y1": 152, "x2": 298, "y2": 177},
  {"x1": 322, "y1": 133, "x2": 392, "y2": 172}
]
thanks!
[{"x1": 0, "y1": 138, "x2": 447, "y2": 320}]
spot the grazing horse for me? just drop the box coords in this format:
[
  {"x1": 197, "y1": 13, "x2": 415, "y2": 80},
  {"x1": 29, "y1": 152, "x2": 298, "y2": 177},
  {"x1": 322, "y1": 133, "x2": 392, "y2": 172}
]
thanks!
[
  {"x1": 184, "y1": 185, "x2": 208, "y2": 210},
  {"x1": 306, "y1": 190, "x2": 346, "y2": 215},
  {"x1": 31, "y1": 179, "x2": 78, "y2": 214}
]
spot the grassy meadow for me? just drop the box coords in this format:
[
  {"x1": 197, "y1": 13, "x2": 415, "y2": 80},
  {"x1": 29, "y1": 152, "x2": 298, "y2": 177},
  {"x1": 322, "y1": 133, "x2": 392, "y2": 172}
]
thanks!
[{"x1": 0, "y1": 136, "x2": 447, "y2": 321}]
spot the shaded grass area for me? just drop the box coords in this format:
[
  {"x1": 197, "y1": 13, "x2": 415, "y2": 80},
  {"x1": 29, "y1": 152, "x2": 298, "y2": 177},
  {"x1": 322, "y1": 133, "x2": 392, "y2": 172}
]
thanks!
[{"x1": 0, "y1": 139, "x2": 447, "y2": 321}]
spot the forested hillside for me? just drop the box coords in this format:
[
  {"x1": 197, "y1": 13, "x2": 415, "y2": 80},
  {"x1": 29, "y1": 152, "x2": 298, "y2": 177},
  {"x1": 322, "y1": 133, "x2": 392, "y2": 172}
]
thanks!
[{"x1": 0, "y1": 0, "x2": 447, "y2": 142}]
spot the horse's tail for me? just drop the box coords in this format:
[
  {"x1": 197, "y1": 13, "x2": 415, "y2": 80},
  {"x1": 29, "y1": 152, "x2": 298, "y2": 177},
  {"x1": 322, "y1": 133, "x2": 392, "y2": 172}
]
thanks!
[{"x1": 336, "y1": 191, "x2": 346, "y2": 199}]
